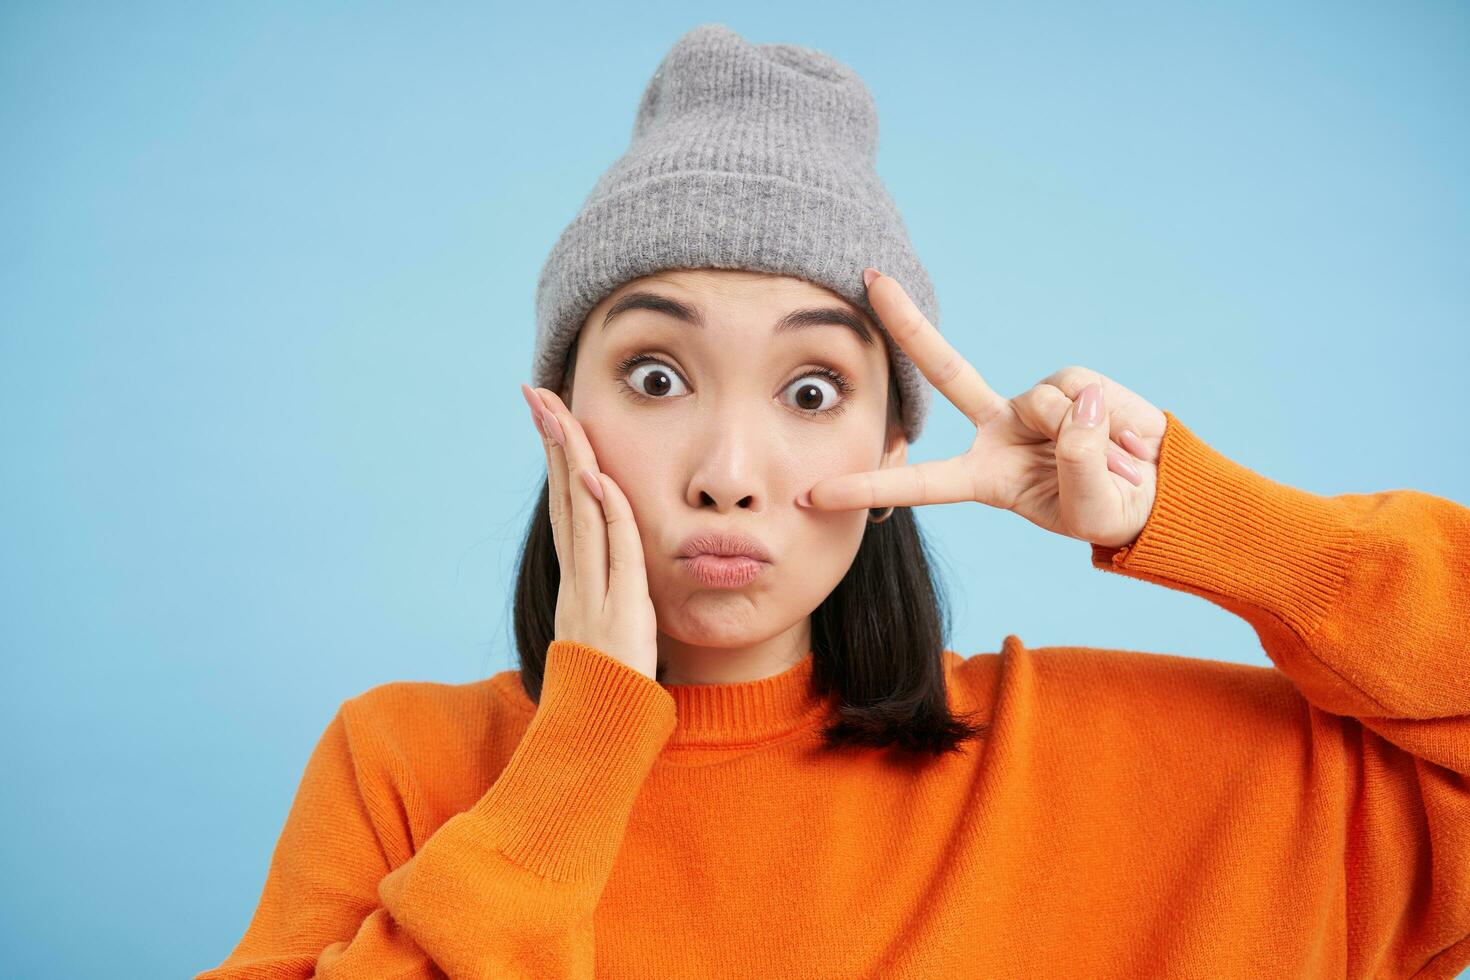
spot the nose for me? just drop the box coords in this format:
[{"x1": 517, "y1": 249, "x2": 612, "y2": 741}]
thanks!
[{"x1": 685, "y1": 404, "x2": 767, "y2": 513}]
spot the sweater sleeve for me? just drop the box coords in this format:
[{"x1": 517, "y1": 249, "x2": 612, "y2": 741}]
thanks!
[
  {"x1": 1090, "y1": 409, "x2": 1470, "y2": 978},
  {"x1": 194, "y1": 639, "x2": 676, "y2": 980}
]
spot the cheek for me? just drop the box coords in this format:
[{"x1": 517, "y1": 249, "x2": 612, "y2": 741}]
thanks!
[
  {"x1": 781, "y1": 441, "x2": 882, "y2": 583},
  {"x1": 781, "y1": 435, "x2": 885, "y2": 495},
  {"x1": 797, "y1": 496, "x2": 870, "y2": 567},
  {"x1": 578, "y1": 412, "x2": 659, "y2": 510}
]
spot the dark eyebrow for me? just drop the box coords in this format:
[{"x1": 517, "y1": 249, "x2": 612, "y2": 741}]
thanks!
[{"x1": 600, "y1": 290, "x2": 875, "y2": 346}]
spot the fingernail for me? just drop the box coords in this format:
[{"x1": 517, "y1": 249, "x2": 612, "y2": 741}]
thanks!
[
  {"x1": 1120, "y1": 428, "x2": 1147, "y2": 457},
  {"x1": 541, "y1": 409, "x2": 565, "y2": 446},
  {"x1": 520, "y1": 385, "x2": 547, "y2": 437},
  {"x1": 1109, "y1": 451, "x2": 1142, "y2": 485},
  {"x1": 579, "y1": 467, "x2": 604, "y2": 501},
  {"x1": 862, "y1": 268, "x2": 880, "y2": 289},
  {"x1": 1074, "y1": 382, "x2": 1102, "y2": 426},
  {"x1": 796, "y1": 489, "x2": 813, "y2": 508}
]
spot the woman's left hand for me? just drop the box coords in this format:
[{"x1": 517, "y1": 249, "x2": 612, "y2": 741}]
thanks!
[{"x1": 805, "y1": 269, "x2": 1167, "y2": 550}]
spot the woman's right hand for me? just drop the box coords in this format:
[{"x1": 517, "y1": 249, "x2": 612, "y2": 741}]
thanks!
[{"x1": 520, "y1": 383, "x2": 660, "y2": 682}]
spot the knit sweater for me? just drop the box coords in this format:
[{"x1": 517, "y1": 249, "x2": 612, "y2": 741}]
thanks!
[{"x1": 196, "y1": 410, "x2": 1470, "y2": 980}]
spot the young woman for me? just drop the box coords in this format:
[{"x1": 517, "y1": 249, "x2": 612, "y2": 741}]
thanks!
[{"x1": 199, "y1": 23, "x2": 1470, "y2": 980}]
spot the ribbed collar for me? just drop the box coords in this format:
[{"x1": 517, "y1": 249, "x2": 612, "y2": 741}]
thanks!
[{"x1": 659, "y1": 651, "x2": 831, "y2": 748}]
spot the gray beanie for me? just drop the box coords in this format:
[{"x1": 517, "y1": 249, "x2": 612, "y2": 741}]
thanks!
[{"x1": 532, "y1": 22, "x2": 939, "y2": 443}]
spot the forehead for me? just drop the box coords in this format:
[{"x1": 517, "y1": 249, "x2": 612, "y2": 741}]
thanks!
[
  {"x1": 588, "y1": 270, "x2": 880, "y2": 349},
  {"x1": 600, "y1": 268, "x2": 867, "y2": 319}
]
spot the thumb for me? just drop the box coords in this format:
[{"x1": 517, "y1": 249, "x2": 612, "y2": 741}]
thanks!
[{"x1": 1054, "y1": 382, "x2": 1119, "y2": 540}]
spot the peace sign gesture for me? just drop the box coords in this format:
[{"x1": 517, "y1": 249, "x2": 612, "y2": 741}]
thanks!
[{"x1": 804, "y1": 269, "x2": 1167, "y2": 550}]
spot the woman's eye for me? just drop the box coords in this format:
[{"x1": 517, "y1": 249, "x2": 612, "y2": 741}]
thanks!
[
  {"x1": 626, "y1": 360, "x2": 689, "y2": 398},
  {"x1": 782, "y1": 374, "x2": 842, "y2": 413},
  {"x1": 618, "y1": 355, "x2": 850, "y2": 416}
]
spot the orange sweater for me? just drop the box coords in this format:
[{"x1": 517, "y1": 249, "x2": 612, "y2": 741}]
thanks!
[{"x1": 197, "y1": 411, "x2": 1470, "y2": 980}]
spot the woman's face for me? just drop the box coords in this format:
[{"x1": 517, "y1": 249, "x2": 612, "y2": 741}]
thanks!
[{"x1": 563, "y1": 267, "x2": 908, "y2": 650}]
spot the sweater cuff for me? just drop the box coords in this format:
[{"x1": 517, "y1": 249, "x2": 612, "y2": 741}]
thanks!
[
  {"x1": 449, "y1": 639, "x2": 674, "y2": 882},
  {"x1": 1091, "y1": 410, "x2": 1359, "y2": 641}
]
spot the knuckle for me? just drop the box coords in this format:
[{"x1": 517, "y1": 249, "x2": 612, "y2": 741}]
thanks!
[
  {"x1": 1064, "y1": 515, "x2": 1101, "y2": 543},
  {"x1": 892, "y1": 309, "x2": 926, "y2": 342},
  {"x1": 861, "y1": 470, "x2": 882, "y2": 508},
  {"x1": 1028, "y1": 382, "x2": 1070, "y2": 411},
  {"x1": 1043, "y1": 366, "x2": 1095, "y2": 395},
  {"x1": 1014, "y1": 384, "x2": 1068, "y2": 436},
  {"x1": 607, "y1": 551, "x2": 632, "y2": 575},
  {"x1": 910, "y1": 463, "x2": 928, "y2": 507},
  {"x1": 931, "y1": 353, "x2": 965, "y2": 388},
  {"x1": 1054, "y1": 441, "x2": 1094, "y2": 467}
]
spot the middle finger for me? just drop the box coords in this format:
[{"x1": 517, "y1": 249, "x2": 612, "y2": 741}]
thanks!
[{"x1": 866, "y1": 269, "x2": 1008, "y2": 426}]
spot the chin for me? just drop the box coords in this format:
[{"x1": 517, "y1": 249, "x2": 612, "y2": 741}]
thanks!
[{"x1": 657, "y1": 601, "x2": 772, "y2": 648}]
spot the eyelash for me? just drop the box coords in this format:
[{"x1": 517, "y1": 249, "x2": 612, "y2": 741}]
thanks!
[{"x1": 612, "y1": 350, "x2": 856, "y2": 418}]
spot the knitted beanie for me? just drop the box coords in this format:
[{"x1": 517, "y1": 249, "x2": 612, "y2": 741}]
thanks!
[{"x1": 532, "y1": 22, "x2": 939, "y2": 443}]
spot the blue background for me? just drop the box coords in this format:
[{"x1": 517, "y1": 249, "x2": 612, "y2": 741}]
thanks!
[{"x1": 2, "y1": 3, "x2": 1466, "y2": 976}]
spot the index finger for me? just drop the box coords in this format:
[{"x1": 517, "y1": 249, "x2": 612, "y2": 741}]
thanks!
[
  {"x1": 809, "y1": 454, "x2": 978, "y2": 512},
  {"x1": 866, "y1": 270, "x2": 1006, "y2": 426}
]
